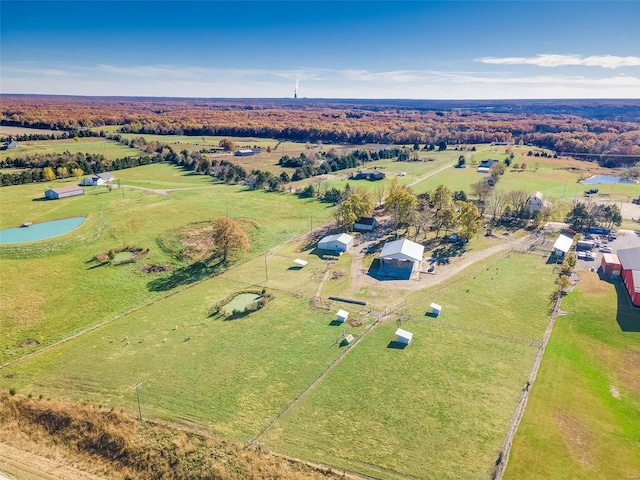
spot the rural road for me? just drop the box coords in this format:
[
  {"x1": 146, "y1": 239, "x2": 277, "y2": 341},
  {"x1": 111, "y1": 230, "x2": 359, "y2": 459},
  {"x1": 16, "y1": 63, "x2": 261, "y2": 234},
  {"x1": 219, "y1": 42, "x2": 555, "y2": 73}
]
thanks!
[{"x1": 408, "y1": 161, "x2": 455, "y2": 187}]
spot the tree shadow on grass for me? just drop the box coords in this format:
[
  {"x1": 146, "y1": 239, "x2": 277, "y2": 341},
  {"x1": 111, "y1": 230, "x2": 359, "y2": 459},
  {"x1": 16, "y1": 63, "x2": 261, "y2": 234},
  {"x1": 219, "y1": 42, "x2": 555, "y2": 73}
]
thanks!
[
  {"x1": 147, "y1": 257, "x2": 225, "y2": 292},
  {"x1": 432, "y1": 242, "x2": 466, "y2": 264}
]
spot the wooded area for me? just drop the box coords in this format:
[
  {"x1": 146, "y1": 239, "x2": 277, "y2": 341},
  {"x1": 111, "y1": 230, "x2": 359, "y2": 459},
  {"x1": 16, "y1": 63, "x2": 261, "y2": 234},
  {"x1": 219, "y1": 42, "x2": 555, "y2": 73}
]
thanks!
[{"x1": 2, "y1": 96, "x2": 639, "y2": 167}]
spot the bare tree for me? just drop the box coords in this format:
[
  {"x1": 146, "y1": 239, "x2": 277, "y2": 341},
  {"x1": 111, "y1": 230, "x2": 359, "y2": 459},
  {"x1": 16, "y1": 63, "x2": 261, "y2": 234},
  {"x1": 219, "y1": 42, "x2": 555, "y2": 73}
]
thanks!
[
  {"x1": 505, "y1": 190, "x2": 530, "y2": 218},
  {"x1": 487, "y1": 190, "x2": 507, "y2": 220},
  {"x1": 470, "y1": 179, "x2": 493, "y2": 202}
]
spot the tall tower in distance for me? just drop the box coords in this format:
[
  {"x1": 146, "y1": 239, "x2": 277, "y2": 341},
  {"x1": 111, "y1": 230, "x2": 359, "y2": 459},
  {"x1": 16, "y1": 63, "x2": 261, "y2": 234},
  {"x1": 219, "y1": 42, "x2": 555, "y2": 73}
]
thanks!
[{"x1": 294, "y1": 79, "x2": 299, "y2": 99}]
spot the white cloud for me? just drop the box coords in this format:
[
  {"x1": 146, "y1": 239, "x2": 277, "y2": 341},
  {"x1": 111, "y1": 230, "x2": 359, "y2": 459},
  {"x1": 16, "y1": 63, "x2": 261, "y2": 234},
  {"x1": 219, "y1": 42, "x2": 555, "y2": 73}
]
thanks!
[
  {"x1": 2, "y1": 62, "x2": 640, "y2": 99},
  {"x1": 478, "y1": 54, "x2": 640, "y2": 69}
]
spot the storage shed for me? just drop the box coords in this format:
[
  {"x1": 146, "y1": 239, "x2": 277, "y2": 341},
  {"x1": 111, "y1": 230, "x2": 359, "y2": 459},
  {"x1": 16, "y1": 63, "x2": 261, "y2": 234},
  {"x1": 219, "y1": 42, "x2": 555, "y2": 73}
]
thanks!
[
  {"x1": 44, "y1": 185, "x2": 84, "y2": 200},
  {"x1": 336, "y1": 309, "x2": 349, "y2": 323},
  {"x1": 552, "y1": 234, "x2": 573, "y2": 259},
  {"x1": 430, "y1": 303, "x2": 442, "y2": 316},
  {"x1": 318, "y1": 233, "x2": 354, "y2": 253},
  {"x1": 394, "y1": 328, "x2": 413, "y2": 345},
  {"x1": 601, "y1": 253, "x2": 621, "y2": 277},
  {"x1": 353, "y1": 217, "x2": 378, "y2": 231},
  {"x1": 342, "y1": 334, "x2": 355, "y2": 345}
]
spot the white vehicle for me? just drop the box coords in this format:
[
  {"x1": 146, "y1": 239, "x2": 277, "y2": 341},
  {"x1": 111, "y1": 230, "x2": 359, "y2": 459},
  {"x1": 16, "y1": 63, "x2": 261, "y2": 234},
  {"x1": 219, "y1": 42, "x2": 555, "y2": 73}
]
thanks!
[{"x1": 600, "y1": 246, "x2": 612, "y2": 253}]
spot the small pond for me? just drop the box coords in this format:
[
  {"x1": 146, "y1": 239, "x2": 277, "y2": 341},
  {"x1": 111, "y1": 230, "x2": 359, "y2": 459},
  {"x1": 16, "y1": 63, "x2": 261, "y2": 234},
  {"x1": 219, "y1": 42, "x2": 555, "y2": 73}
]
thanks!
[
  {"x1": 222, "y1": 294, "x2": 262, "y2": 315},
  {"x1": 112, "y1": 251, "x2": 135, "y2": 262},
  {"x1": 0, "y1": 217, "x2": 86, "y2": 244},
  {"x1": 580, "y1": 175, "x2": 638, "y2": 185}
]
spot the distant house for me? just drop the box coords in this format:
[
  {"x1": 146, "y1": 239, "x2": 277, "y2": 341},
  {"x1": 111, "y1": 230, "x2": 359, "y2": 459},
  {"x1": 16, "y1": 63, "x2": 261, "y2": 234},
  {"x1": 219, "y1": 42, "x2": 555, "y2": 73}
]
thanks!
[
  {"x1": 528, "y1": 191, "x2": 552, "y2": 213},
  {"x1": 350, "y1": 170, "x2": 385, "y2": 181},
  {"x1": 1, "y1": 140, "x2": 19, "y2": 150},
  {"x1": 234, "y1": 148, "x2": 261, "y2": 156},
  {"x1": 45, "y1": 185, "x2": 84, "y2": 200},
  {"x1": 353, "y1": 217, "x2": 378, "y2": 231},
  {"x1": 394, "y1": 328, "x2": 413, "y2": 345},
  {"x1": 379, "y1": 238, "x2": 424, "y2": 279},
  {"x1": 552, "y1": 234, "x2": 573, "y2": 259},
  {"x1": 479, "y1": 160, "x2": 497, "y2": 168},
  {"x1": 80, "y1": 172, "x2": 115, "y2": 186},
  {"x1": 617, "y1": 247, "x2": 640, "y2": 307},
  {"x1": 317, "y1": 233, "x2": 354, "y2": 253}
]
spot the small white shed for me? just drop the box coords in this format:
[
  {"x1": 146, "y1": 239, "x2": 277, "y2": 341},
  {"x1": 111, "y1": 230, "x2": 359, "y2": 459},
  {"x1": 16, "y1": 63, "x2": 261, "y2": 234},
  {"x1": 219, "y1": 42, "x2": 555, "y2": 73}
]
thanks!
[
  {"x1": 318, "y1": 233, "x2": 354, "y2": 253},
  {"x1": 395, "y1": 328, "x2": 413, "y2": 345},
  {"x1": 294, "y1": 259, "x2": 308, "y2": 267},
  {"x1": 336, "y1": 309, "x2": 349, "y2": 323},
  {"x1": 430, "y1": 303, "x2": 442, "y2": 316},
  {"x1": 342, "y1": 333, "x2": 355, "y2": 345},
  {"x1": 552, "y1": 234, "x2": 573, "y2": 258}
]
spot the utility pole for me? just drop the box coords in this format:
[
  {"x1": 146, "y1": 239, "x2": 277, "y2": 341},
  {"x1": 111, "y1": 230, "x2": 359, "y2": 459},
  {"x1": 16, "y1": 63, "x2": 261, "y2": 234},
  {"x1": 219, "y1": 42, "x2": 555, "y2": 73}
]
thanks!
[
  {"x1": 134, "y1": 383, "x2": 142, "y2": 421},
  {"x1": 264, "y1": 252, "x2": 268, "y2": 282}
]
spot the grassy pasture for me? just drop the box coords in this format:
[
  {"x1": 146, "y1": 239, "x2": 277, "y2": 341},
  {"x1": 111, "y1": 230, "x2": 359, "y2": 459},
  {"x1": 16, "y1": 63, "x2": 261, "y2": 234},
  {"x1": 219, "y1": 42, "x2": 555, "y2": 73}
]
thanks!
[
  {"x1": 261, "y1": 253, "x2": 558, "y2": 480},
  {"x1": 0, "y1": 138, "x2": 144, "y2": 162},
  {"x1": 0, "y1": 284, "x2": 347, "y2": 441},
  {"x1": 0, "y1": 125, "x2": 63, "y2": 136},
  {"x1": 0, "y1": 163, "x2": 334, "y2": 363},
  {"x1": 505, "y1": 272, "x2": 640, "y2": 479}
]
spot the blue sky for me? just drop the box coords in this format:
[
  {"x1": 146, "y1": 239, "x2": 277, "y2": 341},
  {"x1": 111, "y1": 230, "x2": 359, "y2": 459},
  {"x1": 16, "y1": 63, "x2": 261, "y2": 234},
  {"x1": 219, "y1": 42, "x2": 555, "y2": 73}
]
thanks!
[{"x1": 2, "y1": 1, "x2": 639, "y2": 99}]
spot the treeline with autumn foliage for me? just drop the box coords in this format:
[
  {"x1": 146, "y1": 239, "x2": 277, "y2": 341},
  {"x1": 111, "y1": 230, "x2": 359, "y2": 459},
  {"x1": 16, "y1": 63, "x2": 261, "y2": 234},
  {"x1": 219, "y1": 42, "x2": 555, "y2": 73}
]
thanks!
[{"x1": 1, "y1": 95, "x2": 639, "y2": 167}]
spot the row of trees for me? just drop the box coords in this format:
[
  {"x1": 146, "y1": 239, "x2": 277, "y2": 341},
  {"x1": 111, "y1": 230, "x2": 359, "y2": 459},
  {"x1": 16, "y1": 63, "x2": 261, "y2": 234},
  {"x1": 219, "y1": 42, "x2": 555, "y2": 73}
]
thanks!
[
  {"x1": 333, "y1": 180, "x2": 482, "y2": 241},
  {"x1": 565, "y1": 202, "x2": 622, "y2": 231}
]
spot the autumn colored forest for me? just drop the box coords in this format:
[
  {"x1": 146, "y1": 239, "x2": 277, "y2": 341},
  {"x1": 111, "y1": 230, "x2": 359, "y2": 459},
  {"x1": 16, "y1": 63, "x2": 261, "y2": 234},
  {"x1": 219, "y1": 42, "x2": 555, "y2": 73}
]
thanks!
[{"x1": 1, "y1": 95, "x2": 639, "y2": 166}]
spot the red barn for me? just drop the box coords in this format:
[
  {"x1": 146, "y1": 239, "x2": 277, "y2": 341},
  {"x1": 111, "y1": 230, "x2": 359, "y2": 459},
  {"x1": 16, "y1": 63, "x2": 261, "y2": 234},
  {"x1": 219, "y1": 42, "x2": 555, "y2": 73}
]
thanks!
[{"x1": 617, "y1": 247, "x2": 640, "y2": 307}]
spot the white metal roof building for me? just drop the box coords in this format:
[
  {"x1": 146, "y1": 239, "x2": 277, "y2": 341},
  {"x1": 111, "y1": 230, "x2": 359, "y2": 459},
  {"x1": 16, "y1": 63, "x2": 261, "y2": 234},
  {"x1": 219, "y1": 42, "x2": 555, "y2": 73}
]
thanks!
[
  {"x1": 380, "y1": 239, "x2": 424, "y2": 262},
  {"x1": 336, "y1": 309, "x2": 349, "y2": 323},
  {"x1": 552, "y1": 234, "x2": 573, "y2": 258},
  {"x1": 318, "y1": 233, "x2": 354, "y2": 253}
]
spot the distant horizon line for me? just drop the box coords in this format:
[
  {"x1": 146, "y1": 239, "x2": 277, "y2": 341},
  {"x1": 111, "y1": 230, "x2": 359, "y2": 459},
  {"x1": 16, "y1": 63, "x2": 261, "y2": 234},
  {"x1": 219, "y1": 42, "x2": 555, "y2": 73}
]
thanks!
[{"x1": 2, "y1": 93, "x2": 639, "y2": 103}]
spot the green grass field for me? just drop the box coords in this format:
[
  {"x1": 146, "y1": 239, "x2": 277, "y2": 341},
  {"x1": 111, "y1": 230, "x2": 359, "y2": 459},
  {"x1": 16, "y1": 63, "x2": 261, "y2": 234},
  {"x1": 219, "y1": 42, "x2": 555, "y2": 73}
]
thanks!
[
  {"x1": 260, "y1": 253, "x2": 558, "y2": 479},
  {"x1": 0, "y1": 163, "x2": 334, "y2": 364},
  {"x1": 505, "y1": 273, "x2": 640, "y2": 480},
  {"x1": 0, "y1": 138, "x2": 144, "y2": 162}
]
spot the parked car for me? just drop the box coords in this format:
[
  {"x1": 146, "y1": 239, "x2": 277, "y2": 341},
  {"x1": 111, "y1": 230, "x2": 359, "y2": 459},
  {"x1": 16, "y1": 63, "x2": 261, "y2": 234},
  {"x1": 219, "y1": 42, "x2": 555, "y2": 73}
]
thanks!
[
  {"x1": 600, "y1": 246, "x2": 612, "y2": 253},
  {"x1": 585, "y1": 252, "x2": 595, "y2": 260}
]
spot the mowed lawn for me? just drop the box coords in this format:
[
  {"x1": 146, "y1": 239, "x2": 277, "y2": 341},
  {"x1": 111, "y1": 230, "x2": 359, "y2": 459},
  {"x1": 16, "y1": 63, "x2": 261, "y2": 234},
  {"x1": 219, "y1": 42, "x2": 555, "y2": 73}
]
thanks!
[
  {"x1": 262, "y1": 253, "x2": 558, "y2": 480},
  {"x1": 505, "y1": 272, "x2": 640, "y2": 480},
  {"x1": 0, "y1": 282, "x2": 347, "y2": 441},
  {"x1": 0, "y1": 163, "x2": 334, "y2": 364}
]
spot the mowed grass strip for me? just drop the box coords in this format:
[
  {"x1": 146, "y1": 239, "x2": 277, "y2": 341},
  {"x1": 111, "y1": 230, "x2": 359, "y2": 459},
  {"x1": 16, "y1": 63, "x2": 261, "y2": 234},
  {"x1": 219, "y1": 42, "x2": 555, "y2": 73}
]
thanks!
[
  {"x1": 261, "y1": 254, "x2": 556, "y2": 480},
  {"x1": 0, "y1": 281, "x2": 346, "y2": 441},
  {"x1": 505, "y1": 272, "x2": 640, "y2": 480}
]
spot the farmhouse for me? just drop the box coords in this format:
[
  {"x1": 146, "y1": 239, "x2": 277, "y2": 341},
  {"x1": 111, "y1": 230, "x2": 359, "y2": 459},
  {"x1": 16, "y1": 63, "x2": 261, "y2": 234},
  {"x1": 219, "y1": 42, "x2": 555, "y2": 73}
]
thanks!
[
  {"x1": 350, "y1": 170, "x2": 385, "y2": 181},
  {"x1": 379, "y1": 238, "x2": 424, "y2": 279},
  {"x1": 527, "y1": 191, "x2": 552, "y2": 213},
  {"x1": 44, "y1": 185, "x2": 84, "y2": 200},
  {"x1": 552, "y1": 234, "x2": 573, "y2": 259},
  {"x1": 317, "y1": 233, "x2": 354, "y2": 253},
  {"x1": 617, "y1": 247, "x2": 640, "y2": 307},
  {"x1": 353, "y1": 217, "x2": 378, "y2": 231},
  {"x1": 80, "y1": 172, "x2": 115, "y2": 186},
  {"x1": 600, "y1": 253, "x2": 622, "y2": 277}
]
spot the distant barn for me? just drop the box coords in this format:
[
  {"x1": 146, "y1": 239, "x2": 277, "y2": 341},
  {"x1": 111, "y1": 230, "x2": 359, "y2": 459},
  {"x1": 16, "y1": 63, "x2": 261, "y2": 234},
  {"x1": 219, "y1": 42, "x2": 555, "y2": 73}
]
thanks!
[
  {"x1": 350, "y1": 170, "x2": 385, "y2": 181},
  {"x1": 318, "y1": 233, "x2": 354, "y2": 253},
  {"x1": 617, "y1": 247, "x2": 640, "y2": 307},
  {"x1": 44, "y1": 185, "x2": 84, "y2": 200}
]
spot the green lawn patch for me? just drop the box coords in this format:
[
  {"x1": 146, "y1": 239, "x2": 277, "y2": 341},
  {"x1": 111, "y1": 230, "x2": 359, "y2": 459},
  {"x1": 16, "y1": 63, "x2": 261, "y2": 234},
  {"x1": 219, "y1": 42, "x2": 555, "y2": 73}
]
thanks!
[
  {"x1": 505, "y1": 272, "x2": 640, "y2": 480},
  {"x1": 261, "y1": 253, "x2": 557, "y2": 479}
]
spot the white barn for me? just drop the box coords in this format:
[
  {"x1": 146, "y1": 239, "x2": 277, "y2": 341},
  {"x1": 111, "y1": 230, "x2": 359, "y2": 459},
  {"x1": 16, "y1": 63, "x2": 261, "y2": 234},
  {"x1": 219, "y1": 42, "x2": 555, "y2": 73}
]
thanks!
[
  {"x1": 318, "y1": 233, "x2": 354, "y2": 253},
  {"x1": 379, "y1": 239, "x2": 424, "y2": 279},
  {"x1": 552, "y1": 234, "x2": 573, "y2": 259},
  {"x1": 395, "y1": 328, "x2": 413, "y2": 345},
  {"x1": 528, "y1": 191, "x2": 552, "y2": 213}
]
